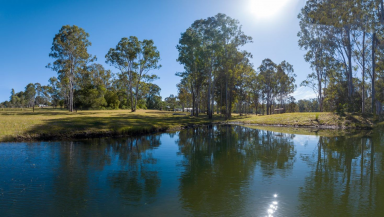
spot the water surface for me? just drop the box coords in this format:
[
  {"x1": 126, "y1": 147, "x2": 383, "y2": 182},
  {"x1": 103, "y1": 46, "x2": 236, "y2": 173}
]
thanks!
[{"x1": 0, "y1": 125, "x2": 383, "y2": 216}]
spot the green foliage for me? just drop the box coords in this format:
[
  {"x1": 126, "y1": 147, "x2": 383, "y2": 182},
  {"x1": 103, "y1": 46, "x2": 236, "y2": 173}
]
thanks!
[
  {"x1": 105, "y1": 91, "x2": 120, "y2": 109},
  {"x1": 106, "y1": 36, "x2": 161, "y2": 112},
  {"x1": 48, "y1": 25, "x2": 94, "y2": 112}
]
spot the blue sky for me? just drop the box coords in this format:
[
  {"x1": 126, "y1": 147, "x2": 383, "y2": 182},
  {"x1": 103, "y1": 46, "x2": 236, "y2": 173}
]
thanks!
[{"x1": 0, "y1": 0, "x2": 316, "y2": 102}]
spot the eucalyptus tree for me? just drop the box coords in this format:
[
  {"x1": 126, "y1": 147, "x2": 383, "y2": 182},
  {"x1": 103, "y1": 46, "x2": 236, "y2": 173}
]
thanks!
[
  {"x1": 133, "y1": 39, "x2": 161, "y2": 112},
  {"x1": 234, "y1": 52, "x2": 254, "y2": 116},
  {"x1": 106, "y1": 37, "x2": 160, "y2": 112},
  {"x1": 10, "y1": 89, "x2": 16, "y2": 107},
  {"x1": 24, "y1": 83, "x2": 36, "y2": 111},
  {"x1": 302, "y1": 0, "x2": 360, "y2": 106},
  {"x1": 276, "y1": 61, "x2": 296, "y2": 109},
  {"x1": 177, "y1": 13, "x2": 252, "y2": 119},
  {"x1": 177, "y1": 77, "x2": 193, "y2": 112},
  {"x1": 298, "y1": 5, "x2": 336, "y2": 112},
  {"x1": 214, "y1": 14, "x2": 252, "y2": 119},
  {"x1": 258, "y1": 59, "x2": 277, "y2": 115},
  {"x1": 369, "y1": 0, "x2": 384, "y2": 113},
  {"x1": 350, "y1": 0, "x2": 378, "y2": 113},
  {"x1": 176, "y1": 27, "x2": 205, "y2": 116},
  {"x1": 106, "y1": 36, "x2": 139, "y2": 112},
  {"x1": 249, "y1": 72, "x2": 261, "y2": 113},
  {"x1": 258, "y1": 59, "x2": 296, "y2": 115},
  {"x1": 48, "y1": 25, "x2": 94, "y2": 112}
]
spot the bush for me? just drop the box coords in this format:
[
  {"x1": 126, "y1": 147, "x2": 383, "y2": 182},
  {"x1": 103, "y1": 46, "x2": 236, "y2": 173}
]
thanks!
[{"x1": 105, "y1": 91, "x2": 120, "y2": 109}]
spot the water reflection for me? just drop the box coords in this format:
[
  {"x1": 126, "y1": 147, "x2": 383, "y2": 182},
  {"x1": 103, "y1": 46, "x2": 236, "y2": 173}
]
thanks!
[
  {"x1": 298, "y1": 128, "x2": 384, "y2": 217},
  {"x1": 105, "y1": 136, "x2": 161, "y2": 206},
  {"x1": 1, "y1": 125, "x2": 384, "y2": 216},
  {"x1": 176, "y1": 125, "x2": 296, "y2": 216},
  {"x1": 266, "y1": 194, "x2": 279, "y2": 217}
]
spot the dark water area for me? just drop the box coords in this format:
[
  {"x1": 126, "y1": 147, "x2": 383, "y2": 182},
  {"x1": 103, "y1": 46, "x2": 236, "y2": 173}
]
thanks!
[{"x1": 0, "y1": 125, "x2": 383, "y2": 217}]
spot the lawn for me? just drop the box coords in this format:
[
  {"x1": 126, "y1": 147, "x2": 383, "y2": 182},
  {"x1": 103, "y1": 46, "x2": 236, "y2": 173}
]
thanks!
[
  {"x1": 0, "y1": 108, "x2": 380, "y2": 142},
  {"x1": 0, "y1": 108, "x2": 230, "y2": 141},
  {"x1": 234, "y1": 112, "x2": 376, "y2": 129}
]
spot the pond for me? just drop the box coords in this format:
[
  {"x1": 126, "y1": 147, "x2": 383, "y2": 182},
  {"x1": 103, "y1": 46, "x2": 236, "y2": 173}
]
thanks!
[{"x1": 0, "y1": 125, "x2": 383, "y2": 216}]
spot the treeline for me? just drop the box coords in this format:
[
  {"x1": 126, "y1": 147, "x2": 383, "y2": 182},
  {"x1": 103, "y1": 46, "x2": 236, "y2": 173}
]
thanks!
[
  {"x1": 0, "y1": 25, "x2": 163, "y2": 111},
  {"x1": 299, "y1": 0, "x2": 384, "y2": 114},
  {"x1": 176, "y1": 13, "x2": 297, "y2": 119},
  {"x1": 2, "y1": 3, "x2": 384, "y2": 116}
]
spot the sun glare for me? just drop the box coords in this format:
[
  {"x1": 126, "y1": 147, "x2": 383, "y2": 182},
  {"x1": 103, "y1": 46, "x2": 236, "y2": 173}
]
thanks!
[{"x1": 249, "y1": 0, "x2": 291, "y2": 19}]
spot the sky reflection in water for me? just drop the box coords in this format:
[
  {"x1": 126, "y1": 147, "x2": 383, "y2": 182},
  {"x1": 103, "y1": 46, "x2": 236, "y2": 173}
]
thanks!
[{"x1": 0, "y1": 125, "x2": 383, "y2": 216}]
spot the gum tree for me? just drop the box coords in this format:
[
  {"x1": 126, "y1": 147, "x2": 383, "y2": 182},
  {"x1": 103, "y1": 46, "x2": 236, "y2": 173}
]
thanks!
[{"x1": 48, "y1": 25, "x2": 94, "y2": 112}]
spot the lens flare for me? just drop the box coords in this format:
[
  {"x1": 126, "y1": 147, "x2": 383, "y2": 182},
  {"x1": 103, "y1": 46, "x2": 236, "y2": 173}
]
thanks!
[{"x1": 249, "y1": 0, "x2": 291, "y2": 19}]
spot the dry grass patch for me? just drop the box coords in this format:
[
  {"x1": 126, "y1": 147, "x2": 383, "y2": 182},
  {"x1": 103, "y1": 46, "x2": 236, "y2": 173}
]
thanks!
[{"x1": 232, "y1": 112, "x2": 375, "y2": 129}]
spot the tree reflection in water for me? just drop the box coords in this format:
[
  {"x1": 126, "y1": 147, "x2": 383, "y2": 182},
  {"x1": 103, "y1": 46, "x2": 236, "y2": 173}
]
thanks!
[
  {"x1": 298, "y1": 127, "x2": 384, "y2": 217},
  {"x1": 2, "y1": 125, "x2": 384, "y2": 216},
  {"x1": 106, "y1": 135, "x2": 162, "y2": 206},
  {"x1": 176, "y1": 125, "x2": 296, "y2": 216},
  {"x1": 52, "y1": 135, "x2": 162, "y2": 215}
]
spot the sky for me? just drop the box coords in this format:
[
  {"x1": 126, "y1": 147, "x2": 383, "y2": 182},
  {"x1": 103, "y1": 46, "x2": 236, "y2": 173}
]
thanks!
[{"x1": 0, "y1": 0, "x2": 316, "y2": 102}]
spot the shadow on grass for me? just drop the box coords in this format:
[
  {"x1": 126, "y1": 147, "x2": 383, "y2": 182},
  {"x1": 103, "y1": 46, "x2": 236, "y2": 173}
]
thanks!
[{"x1": 10, "y1": 113, "x2": 236, "y2": 141}]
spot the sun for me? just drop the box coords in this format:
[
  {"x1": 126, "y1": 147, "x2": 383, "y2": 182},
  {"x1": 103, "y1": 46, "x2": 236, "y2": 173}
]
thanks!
[{"x1": 249, "y1": 0, "x2": 291, "y2": 19}]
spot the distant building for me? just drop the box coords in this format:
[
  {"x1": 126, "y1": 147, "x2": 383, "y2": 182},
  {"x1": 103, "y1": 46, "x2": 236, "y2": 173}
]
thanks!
[{"x1": 184, "y1": 108, "x2": 193, "y2": 112}]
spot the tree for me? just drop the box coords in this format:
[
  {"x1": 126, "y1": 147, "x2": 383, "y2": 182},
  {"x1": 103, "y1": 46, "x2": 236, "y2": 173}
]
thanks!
[
  {"x1": 10, "y1": 89, "x2": 16, "y2": 107},
  {"x1": 145, "y1": 83, "x2": 162, "y2": 110},
  {"x1": 164, "y1": 94, "x2": 178, "y2": 110},
  {"x1": 106, "y1": 37, "x2": 160, "y2": 112},
  {"x1": 48, "y1": 25, "x2": 94, "y2": 112},
  {"x1": 276, "y1": 61, "x2": 296, "y2": 109},
  {"x1": 24, "y1": 83, "x2": 36, "y2": 112},
  {"x1": 298, "y1": 6, "x2": 336, "y2": 112},
  {"x1": 133, "y1": 39, "x2": 161, "y2": 112},
  {"x1": 258, "y1": 59, "x2": 277, "y2": 115},
  {"x1": 106, "y1": 36, "x2": 139, "y2": 112},
  {"x1": 176, "y1": 13, "x2": 252, "y2": 119}
]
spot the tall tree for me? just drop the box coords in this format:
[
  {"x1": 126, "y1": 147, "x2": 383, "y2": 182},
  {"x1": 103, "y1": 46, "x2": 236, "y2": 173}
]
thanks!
[
  {"x1": 24, "y1": 83, "x2": 36, "y2": 112},
  {"x1": 48, "y1": 25, "x2": 94, "y2": 112},
  {"x1": 133, "y1": 39, "x2": 161, "y2": 112},
  {"x1": 106, "y1": 36, "x2": 139, "y2": 112},
  {"x1": 177, "y1": 13, "x2": 252, "y2": 119},
  {"x1": 259, "y1": 59, "x2": 277, "y2": 115}
]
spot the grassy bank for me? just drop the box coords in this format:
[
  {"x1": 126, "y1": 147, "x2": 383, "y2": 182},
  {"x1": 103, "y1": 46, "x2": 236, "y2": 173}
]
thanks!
[
  {"x1": 233, "y1": 112, "x2": 378, "y2": 129},
  {"x1": 0, "y1": 108, "x2": 229, "y2": 142},
  {"x1": 0, "y1": 109, "x2": 381, "y2": 142}
]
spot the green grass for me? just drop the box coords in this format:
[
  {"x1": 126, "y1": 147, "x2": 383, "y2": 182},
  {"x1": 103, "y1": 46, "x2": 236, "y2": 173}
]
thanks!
[
  {"x1": 232, "y1": 112, "x2": 376, "y2": 129},
  {"x1": 0, "y1": 109, "x2": 381, "y2": 142},
  {"x1": 0, "y1": 108, "x2": 233, "y2": 142}
]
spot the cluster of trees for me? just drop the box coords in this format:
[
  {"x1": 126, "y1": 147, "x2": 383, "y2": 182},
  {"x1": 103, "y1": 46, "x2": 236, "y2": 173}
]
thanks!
[
  {"x1": 299, "y1": 0, "x2": 384, "y2": 114},
  {"x1": 0, "y1": 25, "x2": 163, "y2": 111},
  {"x1": 176, "y1": 13, "x2": 297, "y2": 119},
  {"x1": 3, "y1": 2, "x2": 384, "y2": 117}
]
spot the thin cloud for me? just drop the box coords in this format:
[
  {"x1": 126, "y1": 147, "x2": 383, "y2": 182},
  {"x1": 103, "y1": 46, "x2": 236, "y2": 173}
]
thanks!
[{"x1": 292, "y1": 86, "x2": 317, "y2": 100}]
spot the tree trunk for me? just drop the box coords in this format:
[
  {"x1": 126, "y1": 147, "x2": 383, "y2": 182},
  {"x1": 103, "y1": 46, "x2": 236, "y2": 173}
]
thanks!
[
  {"x1": 362, "y1": 32, "x2": 366, "y2": 114},
  {"x1": 134, "y1": 84, "x2": 139, "y2": 112},
  {"x1": 130, "y1": 84, "x2": 135, "y2": 112},
  {"x1": 192, "y1": 89, "x2": 195, "y2": 116},
  {"x1": 207, "y1": 70, "x2": 212, "y2": 119},
  {"x1": 225, "y1": 77, "x2": 228, "y2": 119},
  {"x1": 211, "y1": 77, "x2": 215, "y2": 118},
  {"x1": 346, "y1": 27, "x2": 353, "y2": 104},
  {"x1": 372, "y1": 33, "x2": 376, "y2": 114}
]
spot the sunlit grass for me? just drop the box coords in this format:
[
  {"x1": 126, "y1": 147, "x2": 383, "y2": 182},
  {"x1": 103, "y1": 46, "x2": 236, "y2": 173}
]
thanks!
[
  {"x1": 0, "y1": 108, "x2": 227, "y2": 141},
  {"x1": 0, "y1": 108, "x2": 380, "y2": 142},
  {"x1": 237, "y1": 112, "x2": 376, "y2": 129}
]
